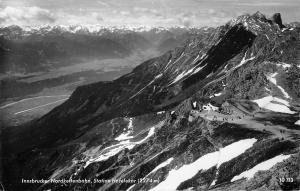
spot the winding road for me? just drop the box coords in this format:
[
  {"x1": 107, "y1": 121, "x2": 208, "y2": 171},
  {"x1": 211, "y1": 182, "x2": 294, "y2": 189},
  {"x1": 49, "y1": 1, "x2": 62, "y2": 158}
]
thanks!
[{"x1": 192, "y1": 109, "x2": 300, "y2": 141}]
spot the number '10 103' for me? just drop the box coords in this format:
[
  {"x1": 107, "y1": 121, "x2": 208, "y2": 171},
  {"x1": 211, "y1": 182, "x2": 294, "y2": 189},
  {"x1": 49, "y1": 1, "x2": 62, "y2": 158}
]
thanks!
[{"x1": 279, "y1": 177, "x2": 294, "y2": 183}]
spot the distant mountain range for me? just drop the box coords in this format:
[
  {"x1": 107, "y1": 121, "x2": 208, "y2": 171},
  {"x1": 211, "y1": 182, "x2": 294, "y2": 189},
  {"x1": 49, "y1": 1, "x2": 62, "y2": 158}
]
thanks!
[
  {"x1": 2, "y1": 12, "x2": 300, "y2": 191},
  {"x1": 0, "y1": 25, "x2": 210, "y2": 37},
  {"x1": 0, "y1": 25, "x2": 209, "y2": 74}
]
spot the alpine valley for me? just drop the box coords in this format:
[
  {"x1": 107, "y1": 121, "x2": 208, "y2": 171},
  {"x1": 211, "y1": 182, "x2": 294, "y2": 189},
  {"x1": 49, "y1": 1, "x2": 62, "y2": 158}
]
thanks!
[
  {"x1": 0, "y1": 25, "x2": 200, "y2": 126},
  {"x1": 2, "y1": 12, "x2": 300, "y2": 191}
]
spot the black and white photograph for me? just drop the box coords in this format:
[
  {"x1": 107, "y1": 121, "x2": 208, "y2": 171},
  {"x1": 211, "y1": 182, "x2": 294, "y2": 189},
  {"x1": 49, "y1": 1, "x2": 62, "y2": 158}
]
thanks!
[{"x1": 0, "y1": 0, "x2": 300, "y2": 190}]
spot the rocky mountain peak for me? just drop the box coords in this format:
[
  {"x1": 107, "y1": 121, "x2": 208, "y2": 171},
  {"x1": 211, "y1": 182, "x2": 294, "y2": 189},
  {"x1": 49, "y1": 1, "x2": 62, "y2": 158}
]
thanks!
[
  {"x1": 271, "y1": 13, "x2": 285, "y2": 28},
  {"x1": 252, "y1": 11, "x2": 267, "y2": 20},
  {"x1": 228, "y1": 12, "x2": 293, "y2": 37}
]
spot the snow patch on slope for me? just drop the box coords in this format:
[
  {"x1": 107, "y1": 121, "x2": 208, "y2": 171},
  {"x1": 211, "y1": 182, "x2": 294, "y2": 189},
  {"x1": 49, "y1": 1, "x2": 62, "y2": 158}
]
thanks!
[
  {"x1": 264, "y1": 34, "x2": 270, "y2": 40},
  {"x1": 170, "y1": 52, "x2": 185, "y2": 69},
  {"x1": 129, "y1": 73, "x2": 162, "y2": 99},
  {"x1": 192, "y1": 54, "x2": 200, "y2": 63},
  {"x1": 235, "y1": 52, "x2": 255, "y2": 69},
  {"x1": 115, "y1": 118, "x2": 134, "y2": 141},
  {"x1": 276, "y1": 63, "x2": 291, "y2": 68},
  {"x1": 267, "y1": 72, "x2": 290, "y2": 99},
  {"x1": 164, "y1": 59, "x2": 172, "y2": 71},
  {"x1": 83, "y1": 122, "x2": 163, "y2": 168},
  {"x1": 171, "y1": 71, "x2": 189, "y2": 84},
  {"x1": 209, "y1": 92, "x2": 222, "y2": 98},
  {"x1": 149, "y1": 158, "x2": 174, "y2": 175},
  {"x1": 192, "y1": 64, "x2": 206, "y2": 75},
  {"x1": 154, "y1": 74, "x2": 163, "y2": 79},
  {"x1": 192, "y1": 102, "x2": 197, "y2": 108},
  {"x1": 169, "y1": 54, "x2": 208, "y2": 85},
  {"x1": 150, "y1": 138, "x2": 257, "y2": 191},
  {"x1": 231, "y1": 154, "x2": 291, "y2": 182},
  {"x1": 203, "y1": 103, "x2": 219, "y2": 111},
  {"x1": 170, "y1": 64, "x2": 206, "y2": 85},
  {"x1": 252, "y1": 96, "x2": 295, "y2": 114}
]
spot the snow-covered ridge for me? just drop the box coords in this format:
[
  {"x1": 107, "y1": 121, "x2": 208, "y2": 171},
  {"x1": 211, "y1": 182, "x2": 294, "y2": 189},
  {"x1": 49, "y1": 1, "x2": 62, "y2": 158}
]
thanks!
[{"x1": 1, "y1": 24, "x2": 202, "y2": 35}]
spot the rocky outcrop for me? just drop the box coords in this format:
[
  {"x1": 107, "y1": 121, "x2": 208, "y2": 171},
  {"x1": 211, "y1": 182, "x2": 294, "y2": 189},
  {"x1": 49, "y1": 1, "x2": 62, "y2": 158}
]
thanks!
[{"x1": 271, "y1": 13, "x2": 285, "y2": 29}]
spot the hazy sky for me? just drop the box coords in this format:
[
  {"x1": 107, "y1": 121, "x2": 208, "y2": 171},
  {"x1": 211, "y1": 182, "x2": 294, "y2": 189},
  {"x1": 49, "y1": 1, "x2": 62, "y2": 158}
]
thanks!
[{"x1": 0, "y1": 0, "x2": 299, "y2": 27}]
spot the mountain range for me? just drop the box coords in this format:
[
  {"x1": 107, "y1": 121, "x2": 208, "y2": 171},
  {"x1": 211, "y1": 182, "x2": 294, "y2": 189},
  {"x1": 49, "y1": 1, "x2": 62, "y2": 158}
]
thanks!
[
  {"x1": 0, "y1": 25, "x2": 204, "y2": 74},
  {"x1": 2, "y1": 12, "x2": 300, "y2": 191}
]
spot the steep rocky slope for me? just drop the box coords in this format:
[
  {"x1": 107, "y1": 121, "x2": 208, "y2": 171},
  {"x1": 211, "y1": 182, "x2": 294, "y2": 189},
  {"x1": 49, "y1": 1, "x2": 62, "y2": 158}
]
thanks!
[{"x1": 2, "y1": 12, "x2": 300, "y2": 191}]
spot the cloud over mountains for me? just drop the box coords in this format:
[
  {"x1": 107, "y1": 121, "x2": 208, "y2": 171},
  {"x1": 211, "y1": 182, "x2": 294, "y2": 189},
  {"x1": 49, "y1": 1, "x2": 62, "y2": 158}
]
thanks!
[
  {"x1": 0, "y1": 0, "x2": 299, "y2": 27},
  {"x1": 0, "y1": 6, "x2": 56, "y2": 26}
]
